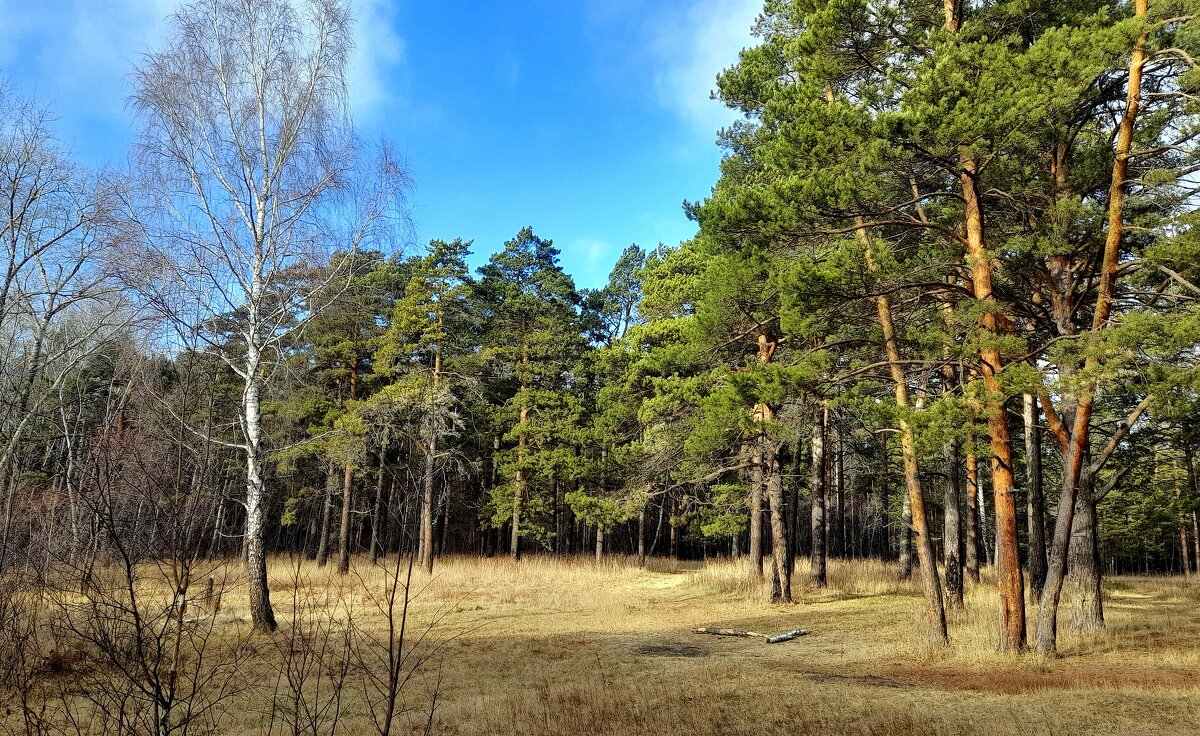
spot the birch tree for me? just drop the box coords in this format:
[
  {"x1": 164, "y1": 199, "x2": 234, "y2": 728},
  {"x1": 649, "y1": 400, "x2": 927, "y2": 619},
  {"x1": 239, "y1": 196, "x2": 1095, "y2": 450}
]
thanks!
[{"x1": 129, "y1": 0, "x2": 405, "y2": 630}]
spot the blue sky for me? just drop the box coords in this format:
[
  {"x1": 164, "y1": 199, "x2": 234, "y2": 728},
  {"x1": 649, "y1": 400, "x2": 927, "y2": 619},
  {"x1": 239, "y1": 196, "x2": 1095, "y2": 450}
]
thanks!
[{"x1": 0, "y1": 0, "x2": 760, "y2": 289}]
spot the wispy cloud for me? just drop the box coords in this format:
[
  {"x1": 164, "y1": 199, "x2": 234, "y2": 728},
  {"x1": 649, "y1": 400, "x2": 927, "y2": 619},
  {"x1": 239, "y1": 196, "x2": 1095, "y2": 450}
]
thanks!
[
  {"x1": 567, "y1": 238, "x2": 614, "y2": 283},
  {"x1": 648, "y1": 0, "x2": 760, "y2": 137},
  {"x1": 0, "y1": 0, "x2": 406, "y2": 142},
  {"x1": 346, "y1": 0, "x2": 407, "y2": 125},
  {"x1": 582, "y1": 0, "x2": 759, "y2": 145},
  {"x1": 0, "y1": 0, "x2": 174, "y2": 117}
]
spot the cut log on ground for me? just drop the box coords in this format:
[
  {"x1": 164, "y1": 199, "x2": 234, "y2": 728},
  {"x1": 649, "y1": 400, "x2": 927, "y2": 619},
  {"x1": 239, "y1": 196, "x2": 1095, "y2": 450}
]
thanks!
[
  {"x1": 694, "y1": 627, "x2": 763, "y2": 637},
  {"x1": 694, "y1": 627, "x2": 808, "y2": 643}
]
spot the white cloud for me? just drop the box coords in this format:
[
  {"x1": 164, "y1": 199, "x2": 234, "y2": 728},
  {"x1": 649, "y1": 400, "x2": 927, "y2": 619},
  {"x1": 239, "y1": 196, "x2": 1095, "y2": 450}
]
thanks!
[
  {"x1": 568, "y1": 238, "x2": 614, "y2": 280},
  {"x1": 346, "y1": 0, "x2": 406, "y2": 124},
  {"x1": 648, "y1": 0, "x2": 760, "y2": 136},
  {"x1": 0, "y1": 0, "x2": 405, "y2": 133},
  {"x1": 0, "y1": 0, "x2": 174, "y2": 116}
]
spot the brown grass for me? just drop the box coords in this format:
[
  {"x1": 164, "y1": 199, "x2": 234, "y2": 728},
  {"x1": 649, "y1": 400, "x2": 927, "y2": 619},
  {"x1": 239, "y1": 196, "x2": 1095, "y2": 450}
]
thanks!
[{"x1": 10, "y1": 554, "x2": 1200, "y2": 735}]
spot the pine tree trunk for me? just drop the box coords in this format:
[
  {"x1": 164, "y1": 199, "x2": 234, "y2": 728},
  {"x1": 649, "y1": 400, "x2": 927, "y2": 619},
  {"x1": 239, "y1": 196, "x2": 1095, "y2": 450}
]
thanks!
[
  {"x1": 337, "y1": 363, "x2": 361, "y2": 575},
  {"x1": 316, "y1": 461, "x2": 336, "y2": 567},
  {"x1": 1180, "y1": 523, "x2": 1192, "y2": 576},
  {"x1": 552, "y1": 473, "x2": 562, "y2": 554},
  {"x1": 749, "y1": 440, "x2": 764, "y2": 577},
  {"x1": 837, "y1": 434, "x2": 846, "y2": 559},
  {"x1": 1192, "y1": 510, "x2": 1199, "y2": 576},
  {"x1": 787, "y1": 451, "x2": 800, "y2": 579},
  {"x1": 1036, "y1": 0, "x2": 1147, "y2": 656},
  {"x1": 858, "y1": 226, "x2": 946, "y2": 642},
  {"x1": 337, "y1": 462, "x2": 353, "y2": 574},
  {"x1": 766, "y1": 441, "x2": 791, "y2": 602},
  {"x1": 511, "y1": 466, "x2": 523, "y2": 561},
  {"x1": 824, "y1": 442, "x2": 833, "y2": 562},
  {"x1": 938, "y1": 295, "x2": 963, "y2": 605},
  {"x1": 900, "y1": 427, "x2": 947, "y2": 645},
  {"x1": 441, "y1": 478, "x2": 452, "y2": 556},
  {"x1": 878, "y1": 443, "x2": 889, "y2": 560},
  {"x1": 421, "y1": 433, "x2": 437, "y2": 574},
  {"x1": 1024, "y1": 394, "x2": 1048, "y2": 598},
  {"x1": 809, "y1": 404, "x2": 827, "y2": 587},
  {"x1": 939, "y1": 0, "x2": 1024, "y2": 641},
  {"x1": 638, "y1": 505, "x2": 646, "y2": 567},
  {"x1": 1067, "y1": 479, "x2": 1104, "y2": 633},
  {"x1": 943, "y1": 440, "x2": 964, "y2": 609},
  {"x1": 1174, "y1": 461, "x2": 1191, "y2": 575},
  {"x1": 669, "y1": 494, "x2": 678, "y2": 560},
  {"x1": 388, "y1": 473, "x2": 402, "y2": 555},
  {"x1": 1187, "y1": 444, "x2": 1199, "y2": 572},
  {"x1": 424, "y1": 340, "x2": 443, "y2": 572},
  {"x1": 597, "y1": 450, "x2": 608, "y2": 563},
  {"x1": 512, "y1": 339, "x2": 528, "y2": 560},
  {"x1": 370, "y1": 430, "x2": 389, "y2": 564},
  {"x1": 965, "y1": 447, "x2": 980, "y2": 582}
]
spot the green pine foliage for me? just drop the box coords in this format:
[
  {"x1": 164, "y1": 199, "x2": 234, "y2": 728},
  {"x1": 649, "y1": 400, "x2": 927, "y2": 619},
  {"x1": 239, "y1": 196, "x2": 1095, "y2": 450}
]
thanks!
[{"x1": 476, "y1": 227, "x2": 589, "y2": 548}]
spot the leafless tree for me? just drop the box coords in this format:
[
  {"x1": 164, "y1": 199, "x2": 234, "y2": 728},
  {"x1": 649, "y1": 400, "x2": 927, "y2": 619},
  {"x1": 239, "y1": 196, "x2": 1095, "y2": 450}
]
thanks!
[
  {"x1": 0, "y1": 83, "x2": 129, "y2": 571},
  {"x1": 128, "y1": 0, "x2": 406, "y2": 631}
]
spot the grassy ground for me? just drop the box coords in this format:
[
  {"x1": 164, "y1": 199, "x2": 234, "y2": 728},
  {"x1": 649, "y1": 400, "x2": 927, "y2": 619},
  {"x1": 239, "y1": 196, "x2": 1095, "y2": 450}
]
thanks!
[
  {"x1": 11, "y1": 554, "x2": 1200, "y2": 734},
  {"x1": 253, "y1": 555, "x2": 1200, "y2": 735}
]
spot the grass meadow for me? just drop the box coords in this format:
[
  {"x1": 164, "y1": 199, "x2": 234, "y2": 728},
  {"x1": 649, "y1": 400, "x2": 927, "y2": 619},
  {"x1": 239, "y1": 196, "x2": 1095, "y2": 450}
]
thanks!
[{"x1": 5, "y1": 554, "x2": 1199, "y2": 735}]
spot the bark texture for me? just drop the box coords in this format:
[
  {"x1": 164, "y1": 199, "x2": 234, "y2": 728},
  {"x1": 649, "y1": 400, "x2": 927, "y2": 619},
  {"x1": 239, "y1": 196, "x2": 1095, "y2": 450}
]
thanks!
[
  {"x1": 749, "y1": 441, "x2": 764, "y2": 577},
  {"x1": 810, "y1": 404, "x2": 827, "y2": 587},
  {"x1": 943, "y1": 440, "x2": 964, "y2": 609},
  {"x1": 965, "y1": 447, "x2": 980, "y2": 583},
  {"x1": 1066, "y1": 480, "x2": 1104, "y2": 633},
  {"x1": 338, "y1": 462, "x2": 353, "y2": 575},
  {"x1": 244, "y1": 372, "x2": 276, "y2": 631},
  {"x1": 1024, "y1": 394, "x2": 1047, "y2": 598},
  {"x1": 316, "y1": 462, "x2": 336, "y2": 567},
  {"x1": 421, "y1": 433, "x2": 437, "y2": 574},
  {"x1": 369, "y1": 430, "x2": 389, "y2": 564},
  {"x1": 767, "y1": 445, "x2": 791, "y2": 602}
]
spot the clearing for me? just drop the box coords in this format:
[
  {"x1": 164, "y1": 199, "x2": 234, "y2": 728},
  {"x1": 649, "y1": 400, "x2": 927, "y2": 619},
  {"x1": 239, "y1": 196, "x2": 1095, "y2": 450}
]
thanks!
[
  {"x1": 10, "y1": 555, "x2": 1200, "y2": 735},
  {"x1": 254, "y1": 556, "x2": 1200, "y2": 735}
]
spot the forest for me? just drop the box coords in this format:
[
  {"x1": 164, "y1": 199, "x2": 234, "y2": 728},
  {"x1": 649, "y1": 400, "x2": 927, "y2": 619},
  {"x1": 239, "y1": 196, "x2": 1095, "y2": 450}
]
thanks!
[{"x1": 2, "y1": 0, "x2": 1200, "y2": 734}]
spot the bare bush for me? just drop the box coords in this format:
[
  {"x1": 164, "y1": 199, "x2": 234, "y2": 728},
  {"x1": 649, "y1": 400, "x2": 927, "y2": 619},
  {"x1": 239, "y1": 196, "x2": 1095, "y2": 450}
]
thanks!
[
  {"x1": 354, "y1": 551, "x2": 459, "y2": 736},
  {"x1": 31, "y1": 426, "x2": 250, "y2": 736},
  {"x1": 266, "y1": 558, "x2": 355, "y2": 736}
]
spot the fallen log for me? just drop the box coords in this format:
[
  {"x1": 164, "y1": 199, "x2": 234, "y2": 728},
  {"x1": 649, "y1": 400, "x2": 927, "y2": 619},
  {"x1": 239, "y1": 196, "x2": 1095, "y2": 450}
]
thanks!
[
  {"x1": 694, "y1": 627, "x2": 763, "y2": 637},
  {"x1": 694, "y1": 627, "x2": 809, "y2": 643}
]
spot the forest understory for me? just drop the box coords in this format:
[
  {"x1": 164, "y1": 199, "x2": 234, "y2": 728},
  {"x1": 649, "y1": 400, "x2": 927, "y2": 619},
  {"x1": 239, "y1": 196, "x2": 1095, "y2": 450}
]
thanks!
[{"x1": 6, "y1": 555, "x2": 1198, "y2": 736}]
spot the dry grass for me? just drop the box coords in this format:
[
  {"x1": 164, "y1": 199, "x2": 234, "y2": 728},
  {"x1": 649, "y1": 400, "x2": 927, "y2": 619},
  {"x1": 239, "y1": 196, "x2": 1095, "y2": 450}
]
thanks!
[{"x1": 9, "y1": 554, "x2": 1200, "y2": 735}]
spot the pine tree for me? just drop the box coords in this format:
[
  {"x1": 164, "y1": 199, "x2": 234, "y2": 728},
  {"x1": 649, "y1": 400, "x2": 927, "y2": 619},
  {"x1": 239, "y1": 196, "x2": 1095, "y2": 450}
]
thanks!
[
  {"x1": 373, "y1": 239, "x2": 477, "y2": 573},
  {"x1": 477, "y1": 228, "x2": 586, "y2": 559}
]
